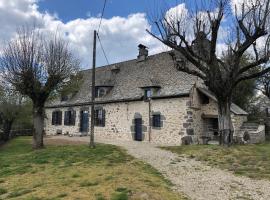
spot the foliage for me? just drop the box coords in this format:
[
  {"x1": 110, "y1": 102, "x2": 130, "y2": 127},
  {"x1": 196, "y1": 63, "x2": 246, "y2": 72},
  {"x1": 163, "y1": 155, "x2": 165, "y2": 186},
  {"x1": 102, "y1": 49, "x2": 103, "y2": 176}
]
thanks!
[
  {"x1": 0, "y1": 137, "x2": 184, "y2": 200},
  {"x1": 15, "y1": 99, "x2": 33, "y2": 129},
  {"x1": 232, "y1": 79, "x2": 256, "y2": 110},
  {"x1": 232, "y1": 55, "x2": 258, "y2": 111},
  {"x1": 257, "y1": 72, "x2": 270, "y2": 99},
  {"x1": 48, "y1": 72, "x2": 84, "y2": 101},
  {"x1": 0, "y1": 84, "x2": 23, "y2": 141}
]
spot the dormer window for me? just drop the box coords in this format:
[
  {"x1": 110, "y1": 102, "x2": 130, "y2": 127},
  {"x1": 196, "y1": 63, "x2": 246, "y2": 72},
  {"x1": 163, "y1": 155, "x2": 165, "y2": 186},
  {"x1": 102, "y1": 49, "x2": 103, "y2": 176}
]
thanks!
[
  {"x1": 145, "y1": 88, "x2": 152, "y2": 98},
  {"x1": 95, "y1": 86, "x2": 113, "y2": 98},
  {"x1": 61, "y1": 95, "x2": 68, "y2": 102},
  {"x1": 95, "y1": 87, "x2": 106, "y2": 98},
  {"x1": 142, "y1": 86, "x2": 161, "y2": 99}
]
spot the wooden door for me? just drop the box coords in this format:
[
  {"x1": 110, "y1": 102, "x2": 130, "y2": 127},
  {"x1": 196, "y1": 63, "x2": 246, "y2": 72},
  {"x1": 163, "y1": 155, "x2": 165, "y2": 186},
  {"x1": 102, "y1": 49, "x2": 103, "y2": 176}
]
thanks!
[
  {"x1": 135, "y1": 118, "x2": 142, "y2": 141},
  {"x1": 80, "y1": 110, "x2": 89, "y2": 133}
]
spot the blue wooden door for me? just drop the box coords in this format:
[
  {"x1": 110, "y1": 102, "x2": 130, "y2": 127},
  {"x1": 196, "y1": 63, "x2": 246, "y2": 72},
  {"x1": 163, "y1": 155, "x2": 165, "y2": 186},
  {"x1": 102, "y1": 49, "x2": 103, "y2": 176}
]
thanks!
[
  {"x1": 80, "y1": 111, "x2": 89, "y2": 132},
  {"x1": 135, "y1": 118, "x2": 142, "y2": 141}
]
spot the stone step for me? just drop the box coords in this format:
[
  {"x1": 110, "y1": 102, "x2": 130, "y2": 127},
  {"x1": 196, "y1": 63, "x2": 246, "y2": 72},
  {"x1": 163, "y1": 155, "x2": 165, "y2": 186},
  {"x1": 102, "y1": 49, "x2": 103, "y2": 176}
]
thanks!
[{"x1": 241, "y1": 122, "x2": 259, "y2": 131}]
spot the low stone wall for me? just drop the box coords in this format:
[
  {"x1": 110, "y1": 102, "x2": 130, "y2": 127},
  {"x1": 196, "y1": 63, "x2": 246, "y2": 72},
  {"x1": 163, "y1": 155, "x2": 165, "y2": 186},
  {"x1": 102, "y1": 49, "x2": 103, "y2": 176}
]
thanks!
[{"x1": 236, "y1": 125, "x2": 265, "y2": 144}]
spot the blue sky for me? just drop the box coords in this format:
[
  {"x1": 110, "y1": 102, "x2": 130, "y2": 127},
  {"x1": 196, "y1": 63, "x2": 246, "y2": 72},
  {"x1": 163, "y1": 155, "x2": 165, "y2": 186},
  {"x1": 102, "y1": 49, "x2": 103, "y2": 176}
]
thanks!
[
  {"x1": 34, "y1": 0, "x2": 183, "y2": 67},
  {"x1": 0, "y1": 0, "x2": 235, "y2": 68},
  {"x1": 38, "y1": 0, "x2": 181, "y2": 22}
]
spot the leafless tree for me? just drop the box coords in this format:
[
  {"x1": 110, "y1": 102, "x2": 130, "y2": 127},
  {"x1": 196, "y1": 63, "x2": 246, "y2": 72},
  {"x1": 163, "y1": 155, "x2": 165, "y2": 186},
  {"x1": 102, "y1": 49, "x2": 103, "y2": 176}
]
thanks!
[
  {"x1": 147, "y1": 0, "x2": 270, "y2": 145},
  {"x1": 0, "y1": 26, "x2": 79, "y2": 149},
  {"x1": 258, "y1": 72, "x2": 270, "y2": 98}
]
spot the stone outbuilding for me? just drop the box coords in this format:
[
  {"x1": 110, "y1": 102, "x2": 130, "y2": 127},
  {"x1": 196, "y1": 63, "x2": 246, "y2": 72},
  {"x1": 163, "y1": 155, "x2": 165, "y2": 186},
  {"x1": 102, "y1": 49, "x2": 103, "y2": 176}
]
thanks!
[{"x1": 45, "y1": 45, "x2": 265, "y2": 145}]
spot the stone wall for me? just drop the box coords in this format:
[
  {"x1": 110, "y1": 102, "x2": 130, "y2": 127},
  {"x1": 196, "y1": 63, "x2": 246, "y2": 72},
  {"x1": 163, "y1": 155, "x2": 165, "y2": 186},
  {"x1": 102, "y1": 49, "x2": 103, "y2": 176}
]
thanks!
[
  {"x1": 231, "y1": 114, "x2": 248, "y2": 136},
  {"x1": 45, "y1": 106, "x2": 83, "y2": 136},
  {"x1": 45, "y1": 91, "x2": 250, "y2": 145},
  {"x1": 45, "y1": 97, "x2": 191, "y2": 145},
  {"x1": 188, "y1": 88, "x2": 248, "y2": 144}
]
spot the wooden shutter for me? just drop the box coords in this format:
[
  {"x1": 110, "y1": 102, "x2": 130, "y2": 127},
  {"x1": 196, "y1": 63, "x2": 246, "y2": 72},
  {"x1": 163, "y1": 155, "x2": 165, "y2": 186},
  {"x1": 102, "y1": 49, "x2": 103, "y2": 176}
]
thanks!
[
  {"x1": 58, "y1": 111, "x2": 62, "y2": 125},
  {"x1": 64, "y1": 111, "x2": 68, "y2": 125},
  {"x1": 71, "y1": 110, "x2": 76, "y2": 125},
  {"x1": 152, "y1": 114, "x2": 161, "y2": 127},
  {"x1": 52, "y1": 112, "x2": 56, "y2": 125},
  {"x1": 102, "y1": 109, "x2": 106, "y2": 127}
]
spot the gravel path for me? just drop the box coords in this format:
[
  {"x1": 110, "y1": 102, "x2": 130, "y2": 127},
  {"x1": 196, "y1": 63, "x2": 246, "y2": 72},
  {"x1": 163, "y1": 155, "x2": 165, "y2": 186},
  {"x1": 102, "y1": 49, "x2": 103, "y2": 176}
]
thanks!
[{"x1": 47, "y1": 136, "x2": 270, "y2": 200}]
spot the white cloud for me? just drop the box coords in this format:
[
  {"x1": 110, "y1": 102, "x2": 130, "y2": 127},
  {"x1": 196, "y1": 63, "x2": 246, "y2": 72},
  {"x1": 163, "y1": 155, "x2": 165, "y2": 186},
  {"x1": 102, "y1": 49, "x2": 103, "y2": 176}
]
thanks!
[{"x1": 0, "y1": 0, "x2": 165, "y2": 68}]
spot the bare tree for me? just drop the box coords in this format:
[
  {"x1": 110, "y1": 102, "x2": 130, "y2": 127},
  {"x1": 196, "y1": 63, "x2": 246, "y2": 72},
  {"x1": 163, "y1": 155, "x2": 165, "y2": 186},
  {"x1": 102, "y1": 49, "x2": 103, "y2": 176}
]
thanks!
[
  {"x1": 258, "y1": 72, "x2": 270, "y2": 98},
  {"x1": 147, "y1": 0, "x2": 270, "y2": 145},
  {"x1": 0, "y1": 27, "x2": 79, "y2": 149}
]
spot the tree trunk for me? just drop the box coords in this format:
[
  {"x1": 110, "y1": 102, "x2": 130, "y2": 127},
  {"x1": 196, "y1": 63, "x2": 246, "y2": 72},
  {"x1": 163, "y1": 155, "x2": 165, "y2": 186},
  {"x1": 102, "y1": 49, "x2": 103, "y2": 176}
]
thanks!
[
  {"x1": 217, "y1": 99, "x2": 233, "y2": 146},
  {"x1": 32, "y1": 105, "x2": 44, "y2": 149},
  {"x1": 2, "y1": 120, "x2": 13, "y2": 141}
]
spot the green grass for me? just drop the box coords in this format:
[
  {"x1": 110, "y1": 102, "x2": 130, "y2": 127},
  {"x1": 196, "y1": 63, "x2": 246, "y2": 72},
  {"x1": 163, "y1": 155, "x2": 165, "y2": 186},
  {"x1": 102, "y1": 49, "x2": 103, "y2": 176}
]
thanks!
[
  {"x1": 0, "y1": 137, "x2": 186, "y2": 200},
  {"x1": 163, "y1": 143, "x2": 270, "y2": 180}
]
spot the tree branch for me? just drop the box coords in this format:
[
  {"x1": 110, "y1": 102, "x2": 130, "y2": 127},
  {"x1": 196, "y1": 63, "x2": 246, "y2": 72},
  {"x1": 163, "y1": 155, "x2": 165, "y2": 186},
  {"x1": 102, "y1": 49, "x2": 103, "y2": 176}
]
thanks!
[
  {"x1": 237, "y1": 66, "x2": 270, "y2": 84},
  {"x1": 237, "y1": 56, "x2": 269, "y2": 75}
]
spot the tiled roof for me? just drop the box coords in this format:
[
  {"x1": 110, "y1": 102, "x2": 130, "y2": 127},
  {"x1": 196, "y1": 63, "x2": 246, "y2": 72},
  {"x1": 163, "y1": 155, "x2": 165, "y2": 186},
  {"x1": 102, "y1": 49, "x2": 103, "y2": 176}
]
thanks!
[
  {"x1": 47, "y1": 51, "x2": 199, "y2": 107},
  {"x1": 197, "y1": 87, "x2": 248, "y2": 115}
]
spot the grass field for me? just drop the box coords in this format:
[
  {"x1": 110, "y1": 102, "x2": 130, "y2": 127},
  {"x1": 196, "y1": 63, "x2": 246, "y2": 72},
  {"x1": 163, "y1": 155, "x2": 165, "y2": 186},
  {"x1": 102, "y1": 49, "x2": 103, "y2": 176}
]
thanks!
[
  {"x1": 163, "y1": 143, "x2": 270, "y2": 180},
  {"x1": 0, "y1": 137, "x2": 186, "y2": 200}
]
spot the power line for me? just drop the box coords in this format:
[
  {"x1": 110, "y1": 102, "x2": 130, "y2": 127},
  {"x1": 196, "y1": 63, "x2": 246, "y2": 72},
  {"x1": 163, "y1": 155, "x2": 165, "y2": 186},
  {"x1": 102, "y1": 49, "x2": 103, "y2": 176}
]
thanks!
[
  {"x1": 97, "y1": 0, "x2": 107, "y2": 34},
  {"x1": 97, "y1": 33, "x2": 110, "y2": 65}
]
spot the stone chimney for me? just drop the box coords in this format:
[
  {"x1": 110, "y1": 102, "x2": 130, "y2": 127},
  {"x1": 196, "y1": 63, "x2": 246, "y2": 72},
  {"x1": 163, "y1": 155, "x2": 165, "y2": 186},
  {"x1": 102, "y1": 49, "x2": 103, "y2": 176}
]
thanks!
[{"x1": 137, "y1": 44, "x2": 148, "y2": 61}]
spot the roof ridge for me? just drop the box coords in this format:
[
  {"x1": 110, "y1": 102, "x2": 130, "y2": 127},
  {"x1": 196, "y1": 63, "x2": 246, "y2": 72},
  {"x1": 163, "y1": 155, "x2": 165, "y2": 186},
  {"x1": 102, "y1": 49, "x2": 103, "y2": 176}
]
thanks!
[{"x1": 80, "y1": 50, "x2": 171, "y2": 73}]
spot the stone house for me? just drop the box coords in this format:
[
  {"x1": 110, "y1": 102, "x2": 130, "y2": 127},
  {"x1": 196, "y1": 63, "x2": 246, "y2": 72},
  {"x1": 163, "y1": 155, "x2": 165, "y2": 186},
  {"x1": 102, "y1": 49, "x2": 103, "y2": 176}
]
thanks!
[{"x1": 45, "y1": 45, "x2": 265, "y2": 145}]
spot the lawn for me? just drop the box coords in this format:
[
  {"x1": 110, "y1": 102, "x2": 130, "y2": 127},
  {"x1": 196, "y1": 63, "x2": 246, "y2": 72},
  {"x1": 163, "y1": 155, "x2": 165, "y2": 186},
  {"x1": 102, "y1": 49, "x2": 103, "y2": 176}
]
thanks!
[
  {"x1": 0, "y1": 137, "x2": 185, "y2": 200},
  {"x1": 163, "y1": 143, "x2": 270, "y2": 180}
]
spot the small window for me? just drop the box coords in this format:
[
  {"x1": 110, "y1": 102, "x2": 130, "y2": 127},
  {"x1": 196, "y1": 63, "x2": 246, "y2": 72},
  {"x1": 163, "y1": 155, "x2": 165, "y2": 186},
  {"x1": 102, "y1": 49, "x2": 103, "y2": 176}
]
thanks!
[
  {"x1": 144, "y1": 88, "x2": 152, "y2": 98},
  {"x1": 94, "y1": 108, "x2": 105, "y2": 127},
  {"x1": 52, "y1": 111, "x2": 62, "y2": 125},
  {"x1": 95, "y1": 87, "x2": 107, "y2": 98},
  {"x1": 61, "y1": 95, "x2": 68, "y2": 102},
  {"x1": 64, "y1": 110, "x2": 76, "y2": 126},
  {"x1": 152, "y1": 114, "x2": 161, "y2": 128},
  {"x1": 143, "y1": 87, "x2": 160, "y2": 99},
  {"x1": 201, "y1": 95, "x2": 209, "y2": 104}
]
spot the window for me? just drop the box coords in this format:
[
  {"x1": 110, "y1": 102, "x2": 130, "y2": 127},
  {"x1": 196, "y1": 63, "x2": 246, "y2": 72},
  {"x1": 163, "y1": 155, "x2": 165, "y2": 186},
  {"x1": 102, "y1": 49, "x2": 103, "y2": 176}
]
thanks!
[
  {"x1": 201, "y1": 95, "x2": 209, "y2": 104},
  {"x1": 94, "y1": 108, "x2": 105, "y2": 127},
  {"x1": 152, "y1": 114, "x2": 161, "y2": 128},
  {"x1": 143, "y1": 87, "x2": 160, "y2": 99},
  {"x1": 64, "y1": 110, "x2": 76, "y2": 126},
  {"x1": 95, "y1": 87, "x2": 107, "y2": 98},
  {"x1": 52, "y1": 111, "x2": 62, "y2": 125},
  {"x1": 144, "y1": 88, "x2": 152, "y2": 98},
  {"x1": 61, "y1": 95, "x2": 68, "y2": 102}
]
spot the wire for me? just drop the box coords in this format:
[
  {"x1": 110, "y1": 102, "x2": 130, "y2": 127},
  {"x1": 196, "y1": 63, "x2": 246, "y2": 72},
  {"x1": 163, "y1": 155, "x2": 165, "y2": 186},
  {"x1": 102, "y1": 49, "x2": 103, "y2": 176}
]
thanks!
[
  {"x1": 97, "y1": 33, "x2": 110, "y2": 65},
  {"x1": 97, "y1": 0, "x2": 107, "y2": 34}
]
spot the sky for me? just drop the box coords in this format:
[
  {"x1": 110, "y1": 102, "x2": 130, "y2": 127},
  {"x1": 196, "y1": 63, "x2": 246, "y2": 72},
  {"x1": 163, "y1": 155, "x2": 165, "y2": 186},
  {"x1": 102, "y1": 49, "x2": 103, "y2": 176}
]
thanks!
[{"x1": 0, "y1": 0, "x2": 252, "y2": 69}]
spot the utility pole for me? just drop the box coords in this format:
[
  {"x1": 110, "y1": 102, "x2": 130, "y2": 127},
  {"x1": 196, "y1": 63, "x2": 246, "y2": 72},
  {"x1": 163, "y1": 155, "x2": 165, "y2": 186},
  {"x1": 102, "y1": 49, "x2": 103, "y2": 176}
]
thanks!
[
  {"x1": 148, "y1": 97, "x2": 152, "y2": 142},
  {"x1": 90, "y1": 30, "x2": 97, "y2": 148}
]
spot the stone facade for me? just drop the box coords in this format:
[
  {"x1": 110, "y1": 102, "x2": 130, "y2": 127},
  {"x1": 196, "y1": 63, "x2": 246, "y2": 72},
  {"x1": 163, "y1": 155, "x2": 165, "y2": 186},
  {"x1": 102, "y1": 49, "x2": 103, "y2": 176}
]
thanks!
[
  {"x1": 45, "y1": 50, "x2": 255, "y2": 145},
  {"x1": 45, "y1": 91, "x2": 252, "y2": 145},
  {"x1": 45, "y1": 97, "x2": 193, "y2": 145}
]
